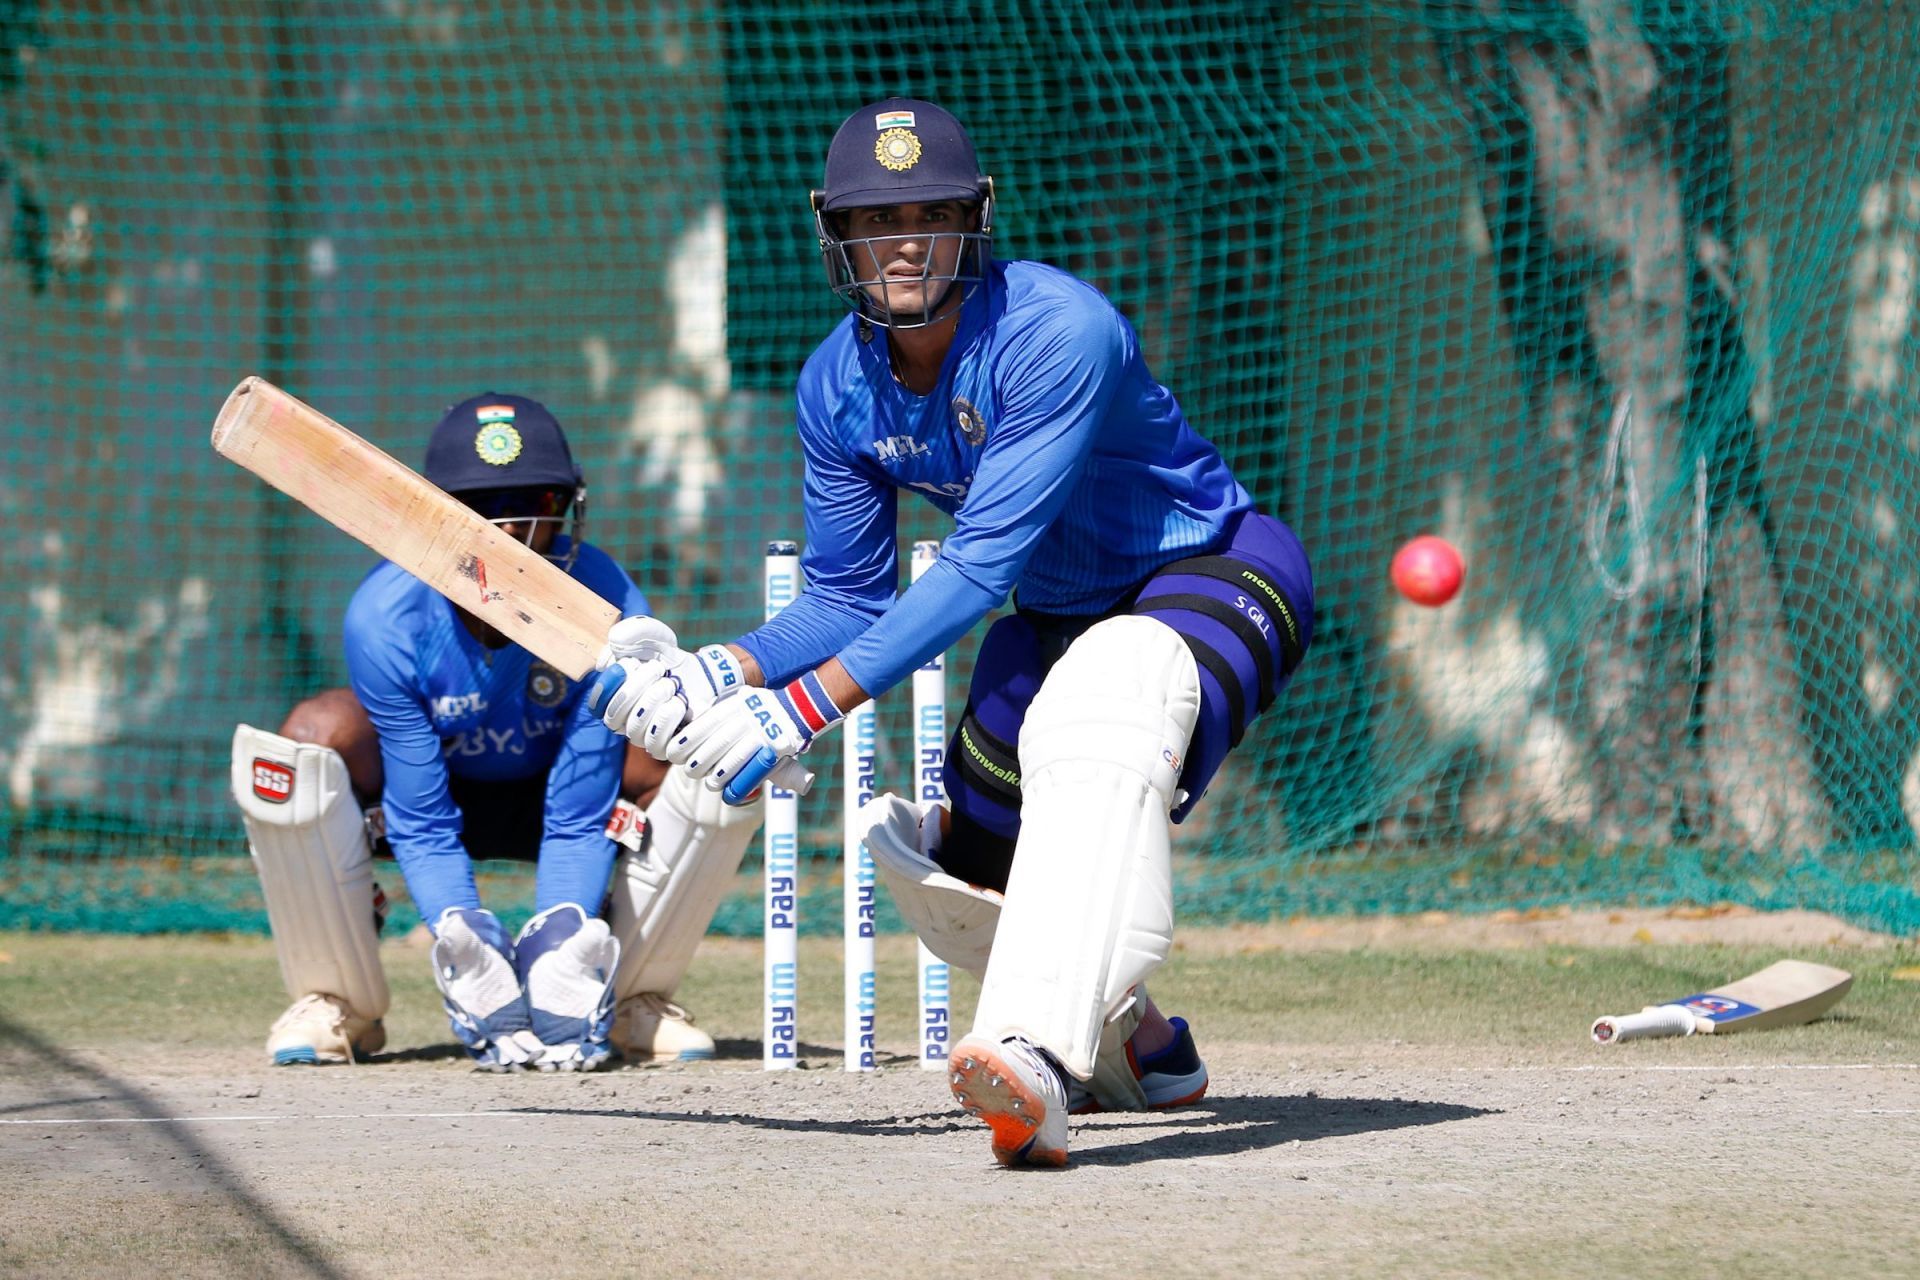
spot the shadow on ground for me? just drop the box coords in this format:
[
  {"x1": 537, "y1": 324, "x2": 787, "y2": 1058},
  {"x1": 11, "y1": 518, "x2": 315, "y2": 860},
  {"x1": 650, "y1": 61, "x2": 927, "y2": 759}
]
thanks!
[
  {"x1": 514, "y1": 1091, "x2": 1496, "y2": 1165},
  {"x1": 0, "y1": 1013, "x2": 346, "y2": 1276}
]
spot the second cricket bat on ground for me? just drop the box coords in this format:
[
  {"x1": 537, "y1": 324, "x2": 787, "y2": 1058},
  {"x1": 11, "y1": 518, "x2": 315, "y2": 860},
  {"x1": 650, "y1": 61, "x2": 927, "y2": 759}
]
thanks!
[{"x1": 1590, "y1": 959, "x2": 1852, "y2": 1044}]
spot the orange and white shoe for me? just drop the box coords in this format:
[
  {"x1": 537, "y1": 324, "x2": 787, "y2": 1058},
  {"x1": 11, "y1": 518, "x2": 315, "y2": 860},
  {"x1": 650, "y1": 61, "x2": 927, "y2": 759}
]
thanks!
[{"x1": 949, "y1": 1034, "x2": 1071, "y2": 1168}]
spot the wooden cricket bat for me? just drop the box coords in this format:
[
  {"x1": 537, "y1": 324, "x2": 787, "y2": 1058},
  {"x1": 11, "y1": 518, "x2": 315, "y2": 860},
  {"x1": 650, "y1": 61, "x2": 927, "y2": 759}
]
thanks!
[
  {"x1": 1590, "y1": 959, "x2": 1853, "y2": 1044},
  {"x1": 211, "y1": 376, "x2": 618, "y2": 679}
]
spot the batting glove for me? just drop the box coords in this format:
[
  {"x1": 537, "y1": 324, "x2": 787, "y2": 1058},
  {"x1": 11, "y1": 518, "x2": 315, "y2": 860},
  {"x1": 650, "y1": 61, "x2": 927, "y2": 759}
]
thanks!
[
  {"x1": 587, "y1": 616, "x2": 747, "y2": 757},
  {"x1": 668, "y1": 672, "x2": 844, "y2": 803}
]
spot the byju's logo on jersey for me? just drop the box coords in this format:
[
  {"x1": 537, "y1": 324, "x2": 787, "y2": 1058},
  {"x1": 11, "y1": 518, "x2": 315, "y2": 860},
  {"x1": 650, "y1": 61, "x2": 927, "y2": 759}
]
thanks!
[
  {"x1": 952, "y1": 395, "x2": 986, "y2": 446},
  {"x1": 874, "y1": 435, "x2": 932, "y2": 463},
  {"x1": 251, "y1": 758, "x2": 294, "y2": 803}
]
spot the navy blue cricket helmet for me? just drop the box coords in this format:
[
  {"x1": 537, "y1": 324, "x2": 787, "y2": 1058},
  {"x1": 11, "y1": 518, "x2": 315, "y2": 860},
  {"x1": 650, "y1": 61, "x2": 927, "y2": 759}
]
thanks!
[{"x1": 811, "y1": 97, "x2": 995, "y2": 330}]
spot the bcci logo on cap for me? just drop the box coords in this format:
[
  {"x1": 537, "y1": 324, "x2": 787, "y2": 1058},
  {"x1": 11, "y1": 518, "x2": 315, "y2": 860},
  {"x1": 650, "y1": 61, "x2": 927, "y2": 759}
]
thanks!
[{"x1": 473, "y1": 404, "x2": 523, "y2": 466}]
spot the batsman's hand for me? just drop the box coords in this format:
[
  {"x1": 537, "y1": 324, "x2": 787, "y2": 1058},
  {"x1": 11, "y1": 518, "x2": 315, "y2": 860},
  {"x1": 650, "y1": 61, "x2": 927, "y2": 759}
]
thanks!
[
  {"x1": 596, "y1": 614, "x2": 681, "y2": 671},
  {"x1": 666, "y1": 687, "x2": 816, "y2": 803},
  {"x1": 586, "y1": 616, "x2": 747, "y2": 756}
]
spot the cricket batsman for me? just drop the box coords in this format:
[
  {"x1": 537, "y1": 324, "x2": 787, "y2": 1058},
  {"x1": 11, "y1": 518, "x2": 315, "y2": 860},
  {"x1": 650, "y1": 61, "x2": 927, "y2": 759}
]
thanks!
[
  {"x1": 591, "y1": 98, "x2": 1315, "y2": 1163},
  {"x1": 231, "y1": 392, "x2": 763, "y2": 1071}
]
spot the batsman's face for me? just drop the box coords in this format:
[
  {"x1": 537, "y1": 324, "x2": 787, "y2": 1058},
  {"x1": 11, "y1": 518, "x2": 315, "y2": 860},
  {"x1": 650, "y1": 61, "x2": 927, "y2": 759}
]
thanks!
[{"x1": 843, "y1": 201, "x2": 973, "y2": 317}]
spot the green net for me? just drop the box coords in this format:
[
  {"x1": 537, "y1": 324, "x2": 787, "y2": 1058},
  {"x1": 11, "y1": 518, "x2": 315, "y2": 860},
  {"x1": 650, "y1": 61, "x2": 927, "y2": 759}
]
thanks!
[{"x1": 4, "y1": 1, "x2": 1919, "y2": 937}]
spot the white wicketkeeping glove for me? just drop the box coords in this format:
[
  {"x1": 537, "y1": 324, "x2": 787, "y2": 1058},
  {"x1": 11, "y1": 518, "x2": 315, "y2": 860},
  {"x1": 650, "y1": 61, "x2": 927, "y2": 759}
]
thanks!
[{"x1": 586, "y1": 616, "x2": 749, "y2": 757}]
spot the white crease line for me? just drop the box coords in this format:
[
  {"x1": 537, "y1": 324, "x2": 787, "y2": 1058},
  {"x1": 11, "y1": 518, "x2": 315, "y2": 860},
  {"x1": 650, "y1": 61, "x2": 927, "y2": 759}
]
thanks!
[
  {"x1": 1457, "y1": 1063, "x2": 1920, "y2": 1074},
  {"x1": 1856, "y1": 1109, "x2": 1920, "y2": 1115},
  {"x1": 0, "y1": 1110, "x2": 536, "y2": 1127}
]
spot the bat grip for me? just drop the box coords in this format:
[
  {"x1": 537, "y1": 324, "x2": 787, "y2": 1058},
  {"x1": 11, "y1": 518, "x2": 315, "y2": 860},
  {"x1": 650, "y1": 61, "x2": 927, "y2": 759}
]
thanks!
[
  {"x1": 584, "y1": 664, "x2": 626, "y2": 720},
  {"x1": 1591, "y1": 1004, "x2": 1698, "y2": 1045},
  {"x1": 721, "y1": 747, "x2": 815, "y2": 805}
]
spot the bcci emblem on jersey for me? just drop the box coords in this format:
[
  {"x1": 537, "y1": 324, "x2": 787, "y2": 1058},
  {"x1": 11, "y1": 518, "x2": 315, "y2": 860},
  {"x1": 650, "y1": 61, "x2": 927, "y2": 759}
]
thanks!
[
  {"x1": 953, "y1": 395, "x2": 986, "y2": 446},
  {"x1": 527, "y1": 661, "x2": 569, "y2": 708}
]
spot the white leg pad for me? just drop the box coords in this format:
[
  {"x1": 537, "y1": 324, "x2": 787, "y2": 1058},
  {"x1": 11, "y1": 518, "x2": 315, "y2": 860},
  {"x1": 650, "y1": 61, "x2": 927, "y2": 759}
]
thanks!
[
  {"x1": 970, "y1": 616, "x2": 1200, "y2": 1080},
  {"x1": 860, "y1": 793, "x2": 1001, "y2": 976},
  {"x1": 865, "y1": 790, "x2": 1165, "y2": 1110},
  {"x1": 232, "y1": 724, "x2": 389, "y2": 1022},
  {"x1": 1087, "y1": 994, "x2": 1150, "y2": 1111},
  {"x1": 609, "y1": 763, "x2": 760, "y2": 1000},
  {"x1": 864, "y1": 790, "x2": 1158, "y2": 1110}
]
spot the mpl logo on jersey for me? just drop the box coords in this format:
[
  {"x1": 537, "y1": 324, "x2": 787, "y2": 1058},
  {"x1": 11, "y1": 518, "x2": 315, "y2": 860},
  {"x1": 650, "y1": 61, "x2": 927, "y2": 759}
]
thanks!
[
  {"x1": 874, "y1": 434, "x2": 931, "y2": 463},
  {"x1": 252, "y1": 758, "x2": 295, "y2": 803}
]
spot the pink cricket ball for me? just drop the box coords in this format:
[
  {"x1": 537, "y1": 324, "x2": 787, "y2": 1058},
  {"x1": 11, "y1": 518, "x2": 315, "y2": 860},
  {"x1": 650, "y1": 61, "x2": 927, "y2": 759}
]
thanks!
[{"x1": 1390, "y1": 535, "x2": 1465, "y2": 607}]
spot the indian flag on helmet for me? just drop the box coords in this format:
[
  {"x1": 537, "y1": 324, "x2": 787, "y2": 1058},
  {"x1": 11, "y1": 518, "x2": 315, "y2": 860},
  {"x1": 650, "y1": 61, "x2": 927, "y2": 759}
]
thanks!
[{"x1": 875, "y1": 110, "x2": 915, "y2": 129}]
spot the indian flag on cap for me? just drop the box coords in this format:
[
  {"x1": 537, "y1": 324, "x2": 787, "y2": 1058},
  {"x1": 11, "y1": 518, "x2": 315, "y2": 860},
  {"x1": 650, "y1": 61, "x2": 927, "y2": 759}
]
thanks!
[
  {"x1": 875, "y1": 109, "x2": 915, "y2": 129},
  {"x1": 475, "y1": 404, "x2": 516, "y2": 423}
]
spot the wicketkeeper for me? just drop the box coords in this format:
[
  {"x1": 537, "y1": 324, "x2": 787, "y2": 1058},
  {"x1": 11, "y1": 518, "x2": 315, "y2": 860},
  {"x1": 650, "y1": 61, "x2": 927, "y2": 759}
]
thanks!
[{"x1": 231, "y1": 392, "x2": 764, "y2": 1071}]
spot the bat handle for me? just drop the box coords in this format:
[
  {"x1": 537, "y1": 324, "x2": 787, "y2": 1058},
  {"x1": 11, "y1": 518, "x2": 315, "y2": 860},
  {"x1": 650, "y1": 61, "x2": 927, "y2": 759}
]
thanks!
[
  {"x1": 721, "y1": 747, "x2": 815, "y2": 805},
  {"x1": 584, "y1": 664, "x2": 626, "y2": 720},
  {"x1": 1591, "y1": 1004, "x2": 1698, "y2": 1045}
]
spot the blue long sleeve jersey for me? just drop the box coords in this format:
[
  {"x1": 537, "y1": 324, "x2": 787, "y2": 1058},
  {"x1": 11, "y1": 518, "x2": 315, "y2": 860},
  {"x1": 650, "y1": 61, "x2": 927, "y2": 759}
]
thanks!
[
  {"x1": 342, "y1": 540, "x2": 649, "y2": 923},
  {"x1": 738, "y1": 258, "x2": 1253, "y2": 698}
]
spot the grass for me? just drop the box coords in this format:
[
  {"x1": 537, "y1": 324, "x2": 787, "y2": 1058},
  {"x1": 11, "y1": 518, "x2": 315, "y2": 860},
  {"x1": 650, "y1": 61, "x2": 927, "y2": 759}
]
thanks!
[{"x1": 3, "y1": 928, "x2": 1917, "y2": 1066}]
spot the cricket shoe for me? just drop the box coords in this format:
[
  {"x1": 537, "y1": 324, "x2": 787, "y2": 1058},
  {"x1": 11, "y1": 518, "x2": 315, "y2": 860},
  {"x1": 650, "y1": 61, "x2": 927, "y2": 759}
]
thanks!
[
  {"x1": 431, "y1": 906, "x2": 544, "y2": 1072},
  {"x1": 515, "y1": 904, "x2": 619, "y2": 1073},
  {"x1": 949, "y1": 1034, "x2": 1071, "y2": 1169},
  {"x1": 611, "y1": 992, "x2": 717, "y2": 1063},
  {"x1": 1069, "y1": 1015, "x2": 1209, "y2": 1115},
  {"x1": 265, "y1": 993, "x2": 386, "y2": 1065}
]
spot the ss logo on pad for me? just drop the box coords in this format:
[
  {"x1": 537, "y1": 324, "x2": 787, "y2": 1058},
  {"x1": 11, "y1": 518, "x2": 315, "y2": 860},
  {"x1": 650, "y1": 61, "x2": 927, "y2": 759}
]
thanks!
[{"x1": 252, "y1": 759, "x2": 294, "y2": 803}]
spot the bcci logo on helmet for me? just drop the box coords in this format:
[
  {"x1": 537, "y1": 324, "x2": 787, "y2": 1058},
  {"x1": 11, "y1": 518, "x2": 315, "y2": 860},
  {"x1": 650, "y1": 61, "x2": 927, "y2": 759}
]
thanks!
[
  {"x1": 473, "y1": 404, "x2": 524, "y2": 466},
  {"x1": 874, "y1": 127, "x2": 922, "y2": 172}
]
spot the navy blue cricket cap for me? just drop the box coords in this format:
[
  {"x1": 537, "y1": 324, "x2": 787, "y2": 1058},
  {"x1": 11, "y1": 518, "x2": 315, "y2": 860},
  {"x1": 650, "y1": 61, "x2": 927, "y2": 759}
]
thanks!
[
  {"x1": 819, "y1": 97, "x2": 987, "y2": 212},
  {"x1": 423, "y1": 391, "x2": 581, "y2": 494}
]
